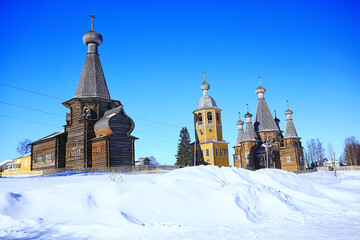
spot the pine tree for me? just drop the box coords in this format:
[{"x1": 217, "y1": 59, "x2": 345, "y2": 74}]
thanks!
[{"x1": 175, "y1": 127, "x2": 192, "y2": 166}]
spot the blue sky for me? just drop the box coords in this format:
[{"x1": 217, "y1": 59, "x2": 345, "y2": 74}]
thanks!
[{"x1": 0, "y1": 0, "x2": 359, "y2": 164}]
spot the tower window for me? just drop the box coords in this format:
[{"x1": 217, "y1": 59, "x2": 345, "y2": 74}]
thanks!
[
  {"x1": 207, "y1": 112, "x2": 213, "y2": 124},
  {"x1": 224, "y1": 149, "x2": 226, "y2": 156},
  {"x1": 77, "y1": 149, "x2": 80, "y2": 156},
  {"x1": 198, "y1": 113, "x2": 203, "y2": 125},
  {"x1": 69, "y1": 151, "x2": 72, "y2": 157},
  {"x1": 287, "y1": 157, "x2": 291, "y2": 163},
  {"x1": 34, "y1": 156, "x2": 37, "y2": 163},
  {"x1": 206, "y1": 149, "x2": 209, "y2": 156},
  {"x1": 118, "y1": 146, "x2": 123, "y2": 153},
  {"x1": 220, "y1": 149, "x2": 223, "y2": 156},
  {"x1": 51, "y1": 153, "x2": 55, "y2": 160},
  {"x1": 97, "y1": 146, "x2": 101, "y2": 153},
  {"x1": 42, "y1": 155, "x2": 46, "y2": 162},
  {"x1": 216, "y1": 113, "x2": 220, "y2": 123},
  {"x1": 215, "y1": 149, "x2": 218, "y2": 156}
]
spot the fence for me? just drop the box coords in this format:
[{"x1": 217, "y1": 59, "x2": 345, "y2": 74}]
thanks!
[
  {"x1": 317, "y1": 166, "x2": 360, "y2": 171},
  {"x1": 40, "y1": 165, "x2": 181, "y2": 176}
]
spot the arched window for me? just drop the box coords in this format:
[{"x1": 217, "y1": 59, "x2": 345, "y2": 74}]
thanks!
[
  {"x1": 198, "y1": 113, "x2": 203, "y2": 125},
  {"x1": 207, "y1": 112, "x2": 213, "y2": 124},
  {"x1": 216, "y1": 112, "x2": 220, "y2": 123}
]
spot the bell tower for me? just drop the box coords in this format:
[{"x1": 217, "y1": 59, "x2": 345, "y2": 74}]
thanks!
[{"x1": 193, "y1": 72, "x2": 229, "y2": 167}]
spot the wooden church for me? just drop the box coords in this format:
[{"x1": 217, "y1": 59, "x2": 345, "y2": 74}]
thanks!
[
  {"x1": 233, "y1": 78, "x2": 305, "y2": 172},
  {"x1": 30, "y1": 18, "x2": 137, "y2": 170}
]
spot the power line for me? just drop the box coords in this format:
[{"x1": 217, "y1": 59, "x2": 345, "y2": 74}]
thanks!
[
  {"x1": 0, "y1": 101, "x2": 63, "y2": 117},
  {"x1": 0, "y1": 82, "x2": 66, "y2": 101},
  {"x1": 129, "y1": 115, "x2": 181, "y2": 128},
  {"x1": 135, "y1": 130, "x2": 178, "y2": 140},
  {"x1": 1, "y1": 82, "x2": 183, "y2": 129},
  {"x1": 0, "y1": 114, "x2": 59, "y2": 128}
]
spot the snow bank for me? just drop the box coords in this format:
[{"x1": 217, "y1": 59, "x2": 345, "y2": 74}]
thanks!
[{"x1": 0, "y1": 166, "x2": 359, "y2": 239}]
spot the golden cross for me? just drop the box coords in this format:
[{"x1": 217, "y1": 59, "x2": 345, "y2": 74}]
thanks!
[
  {"x1": 238, "y1": 112, "x2": 241, "y2": 120},
  {"x1": 258, "y1": 76, "x2": 261, "y2": 86},
  {"x1": 89, "y1": 14, "x2": 96, "y2": 30},
  {"x1": 286, "y1": 100, "x2": 289, "y2": 109},
  {"x1": 246, "y1": 103, "x2": 249, "y2": 113},
  {"x1": 202, "y1": 71, "x2": 206, "y2": 81}
]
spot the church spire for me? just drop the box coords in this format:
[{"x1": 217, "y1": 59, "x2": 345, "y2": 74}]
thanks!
[
  {"x1": 236, "y1": 112, "x2": 245, "y2": 145},
  {"x1": 74, "y1": 16, "x2": 110, "y2": 99},
  {"x1": 253, "y1": 77, "x2": 278, "y2": 132},
  {"x1": 284, "y1": 100, "x2": 299, "y2": 138},
  {"x1": 243, "y1": 104, "x2": 257, "y2": 142}
]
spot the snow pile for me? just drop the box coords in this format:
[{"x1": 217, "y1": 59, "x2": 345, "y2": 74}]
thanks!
[{"x1": 0, "y1": 166, "x2": 359, "y2": 239}]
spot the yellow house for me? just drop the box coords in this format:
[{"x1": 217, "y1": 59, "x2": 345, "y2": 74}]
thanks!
[
  {"x1": 192, "y1": 72, "x2": 229, "y2": 167},
  {"x1": 2, "y1": 153, "x2": 42, "y2": 175}
]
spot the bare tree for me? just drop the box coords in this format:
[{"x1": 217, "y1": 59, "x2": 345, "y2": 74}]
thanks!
[
  {"x1": 148, "y1": 156, "x2": 159, "y2": 166},
  {"x1": 343, "y1": 136, "x2": 360, "y2": 166},
  {"x1": 327, "y1": 142, "x2": 334, "y2": 162},
  {"x1": 16, "y1": 138, "x2": 32, "y2": 155},
  {"x1": 305, "y1": 138, "x2": 325, "y2": 167}
]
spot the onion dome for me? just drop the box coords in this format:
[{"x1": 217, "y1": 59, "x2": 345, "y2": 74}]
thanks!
[
  {"x1": 200, "y1": 80, "x2": 210, "y2": 91},
  {"x1": 244, "y1": 112, "x2": 252, "y2": 119},
  {"x1": 255, "y1": 76, "x2": 266, "y2": 95},
  {"x1": 255, "y1": 85, "x2": 266, "y2": 94},
  {"x1": 83, "y1": 30, "x2": 103, "y2": 46},
  {"x1": 285, "y1": 108, "x2": 293, "y2": 116}
]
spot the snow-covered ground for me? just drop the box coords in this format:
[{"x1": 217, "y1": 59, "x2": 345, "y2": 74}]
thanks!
[{"x1": 0, "y1": 166, "x2": 359, "y2": 240}]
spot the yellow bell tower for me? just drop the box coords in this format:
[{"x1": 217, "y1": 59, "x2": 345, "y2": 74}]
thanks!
[{"x1": 192, "y1": 71, "x2": 229, "y2": 167}]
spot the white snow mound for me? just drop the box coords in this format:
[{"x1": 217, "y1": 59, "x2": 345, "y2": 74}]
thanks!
[{"x1": 0, "y1": 166, "x2": 359, "y2": 239}]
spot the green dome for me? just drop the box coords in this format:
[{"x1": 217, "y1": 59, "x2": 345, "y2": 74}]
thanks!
[{"x1": 200, "y1": 80, "x2": 210, "y2": 91}]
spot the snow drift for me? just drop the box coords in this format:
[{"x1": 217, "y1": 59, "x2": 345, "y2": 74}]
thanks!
[{"x1": 0, "y1": 166, "x2": 359, "y2": 239}]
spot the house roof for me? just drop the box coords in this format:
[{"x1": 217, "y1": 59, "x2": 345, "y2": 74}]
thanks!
[{"x1": 31, "y1": 130, "x2": 65, "y2": 145}]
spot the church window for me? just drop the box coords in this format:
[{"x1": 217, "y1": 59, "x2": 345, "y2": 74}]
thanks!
[
  {"x1": 216, "y1": 113, "x2": 220, "y2": 123},
  {"x1": 224, "y1": 149, "x2": 227, "y2": 156},
  {"x1": 42, "y1": 155, "x2": 46, "y2": 162},
  {"x1": 198, "y1": 113, "x2": 203, "y2": 125},
  {"x1": 218, "y1": 128, "x2": 221, "y2": 132},
  {"x1": 299, "y1": 156, "x2": 302, "y2": 162},
  {"x1": 287, "y1": 157, "x2": 291, "y2": 163},
  {"x1": 69, "y1": 151, "x2": 72, "y2": 157},
  {"x1": 97, "y1": 146, "x2": 101, "y2": 153},
  {"x1": 215, "y1": 149, "x2": 218, "y2": 156},
  {"x1": 220, "y1": 149, "x2": 222, "y2": 156},
  {"x1": 34, "y1": 156, "x2": 37, "y2": 163},
  {"x1": 51, "y1": 153, "x2": 55, "y2": 160},
  {"x1": 73, "y1": 140, "x2": 77, "y2": 147},
  {"x1": 209, "y1": 128, "x2": 213, "y2": 132},
  {"x1": 207, "y1": 112, "x2": 213, "y2": 124},
  {"x1": 77, "y1": 149, "x2": 80, "y2": 156},
  {"x1": 206, "y1": 149, "x2": 209, "y2": 156},
  {"x1": 201, "y1": 150, "x2": 204, "y2": 157},
  {"x1": 118, "y1": 146, "x2": 123, "y2": 153}
]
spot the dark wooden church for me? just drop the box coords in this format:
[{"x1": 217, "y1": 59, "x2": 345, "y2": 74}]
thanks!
[{"x1": 30, "y1": 19, "x2": 137, "y2": 170}]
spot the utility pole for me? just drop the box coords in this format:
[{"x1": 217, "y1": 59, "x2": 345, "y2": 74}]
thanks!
[{"x1": 333, "y1": 152, "x2": 337, "y2": 178}]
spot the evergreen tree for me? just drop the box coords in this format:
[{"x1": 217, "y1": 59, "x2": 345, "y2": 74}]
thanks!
[{"x1": 175, "y1": 127, "x2": 192, "y2": 166}]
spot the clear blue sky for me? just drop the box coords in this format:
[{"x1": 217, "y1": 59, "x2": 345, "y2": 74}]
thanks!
[{"x1": 1, "y1": 0, "x2": 359, "y2": 164}]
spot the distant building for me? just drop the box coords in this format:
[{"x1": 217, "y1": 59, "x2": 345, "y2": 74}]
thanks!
[
  {"x1": 191, "y1": 72, "x2": 229, "y2": 167},
  {"x1": 135, "y1": 157, "x2": 152, "y2": 166},
  {"x1": 30, "y1": 18, "x2": 137, "y2": 171},
  {"x1": 1, "y1": 154, "x2": 42, "y2": 175},
  {"x1": 233, "y1": 78, "x2": 305, "y2": 172}
]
